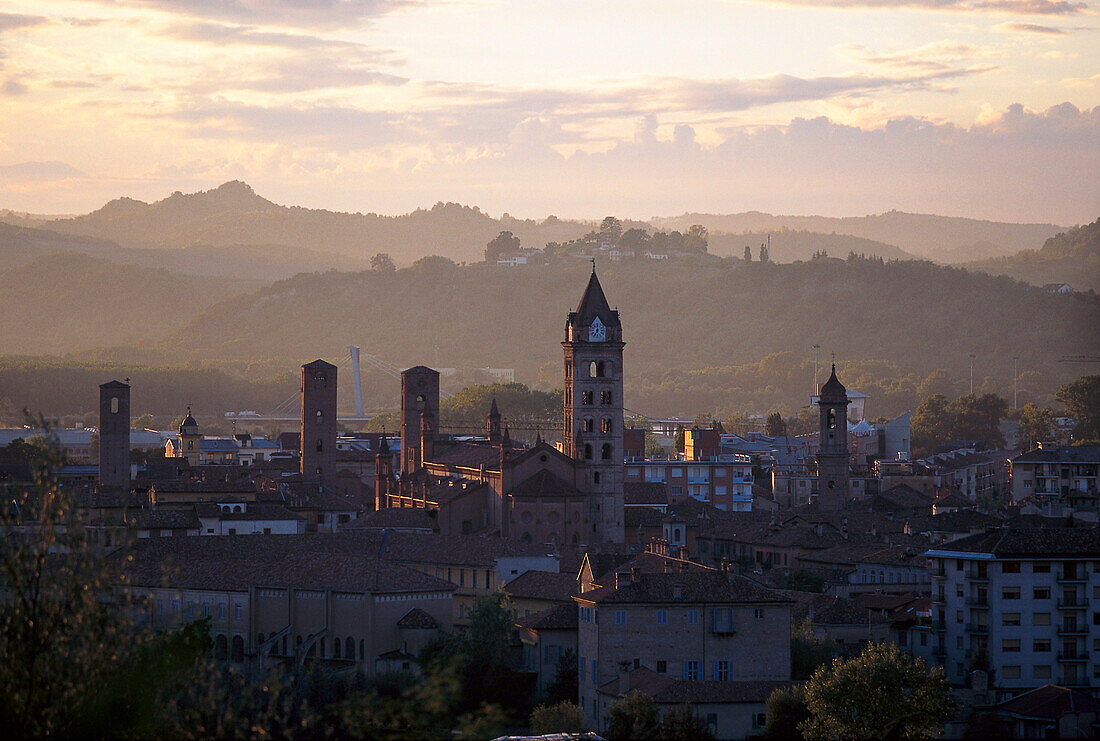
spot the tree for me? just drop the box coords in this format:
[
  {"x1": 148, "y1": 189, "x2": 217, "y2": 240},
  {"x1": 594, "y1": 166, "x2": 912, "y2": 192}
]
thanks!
[
  {"x1": 545, "y1": 649, "x2": 578, "y2": 705},
  {"x1": 744, "y1": 245, "x2": 752, "y2": 262},
  {"x1": 370, "y1": 252, "x2": 396, "y2": 272},
  {"x1": 1056, "y1": 375, "x2": 1100, "y2": 441},
  {"x1": 673, "y1": 425, "x2": 686, "y2": 453},
  {"x1": 947, "y1": 393, "x2": 1008, "y2": 446},
  {"x1": 759, "y1": 243, "x2": 770, "y2": 263},
  {"x1": 599, "y1": 216, "x2": 623, "y2": 245},
  {"x1": 763, "y1": 685, "x2": 808, "y2": 740},
  {"x1": 606, "y1": 690, "x2": 660, "y2": 741},
  {"x1": 484, "y1": 231, "x2": 521, "y2": 262},
  {"x1": 1016, "y1": 403, "x2": 1056, "y2": 449},
  {"x1": 530, "y1": 701, "x2": 589, "y2": 734},
  {"x1": 619, "y1": 228, "x2": 650, "y2": 255},
  {"x1": 657, "y1": 703, "x2": 715, "y2": 740},
  {"x1": 764, "y1": 411, "x2": 787, "y2": 437},
  {"x1": 684, "y1": 225, "x2": 708, "y2": 254},
  {"x1": 912, "y1": 394, "x2": 951, "y2": 453},
  {"x1": 799, "y1": 642, "x2": 956, "y2": 741},
  {"x1": 790, "y1": 618, "x2": 838, "y2": 680}
]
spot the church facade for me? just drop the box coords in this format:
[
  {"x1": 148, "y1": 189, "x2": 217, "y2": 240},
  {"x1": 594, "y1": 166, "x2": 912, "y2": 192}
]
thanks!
[{"x1": 376, "y1": 269, "x2": 626, "y2": 545}]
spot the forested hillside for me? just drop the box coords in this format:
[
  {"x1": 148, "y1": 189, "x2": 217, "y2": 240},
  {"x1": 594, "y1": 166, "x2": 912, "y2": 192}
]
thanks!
[
  {"x1": 653, "y1": 210, "x2": 1062, "y2": 262},
  {"x1": 964, "y1": 219, "x2": 1100, "y2": 292},
  {"x1": 707, "y1": 230, "x2": 917, "y2": 262}
]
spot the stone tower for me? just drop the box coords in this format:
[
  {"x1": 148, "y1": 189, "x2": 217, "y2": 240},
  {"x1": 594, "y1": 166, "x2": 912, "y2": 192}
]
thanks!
[
  {"x1": 178, "y1": 406, "x2": 201, "y2": 466},
  {"x1": 487, "y1": 398, "x2": 502, "y2": 445},
  {"x1": 563, "y1": 266, "x2": 624, "y2": 542},
  {"x1": 401, "y1": 366, "x2": 439, "y2": 475},
  {"x1": 815, "y1": 364, "x2": 850, "y2": 511},
  {"x1": 300, "y1": 359, "x2": 337, "y2": 484},
  {"x1": 98, "y1": 380, "x2": 130, "y2": 491},
  {"x1": 374, "y1": 436, "x2": 394, "y2": 510}
]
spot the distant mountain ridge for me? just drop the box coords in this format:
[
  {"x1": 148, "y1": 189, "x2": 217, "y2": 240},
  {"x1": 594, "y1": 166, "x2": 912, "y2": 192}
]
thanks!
[
  {"x1": 652, "y1": 210, "x2": 1064, "y2": 263},
  {"x1": 0, "y1": 181, "x2": 1064, "y2": 266},
  {"x1": 964, "y1": 218, "x2": 1100, "y2": 292}
]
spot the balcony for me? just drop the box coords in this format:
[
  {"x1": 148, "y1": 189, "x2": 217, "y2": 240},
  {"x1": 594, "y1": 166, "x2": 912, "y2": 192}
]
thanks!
[
  {"x1": 966, "y1": 623, "x2": 989, "y2": 634},
  {"x1": 1057, "y1": 653, "x2": 1089, "y2": 663},
  {"x1": 1056, "y1": 624, "x2": 1088, "y2": 636},
  {"x1": 965, "y1": 598, "x2": 989, "y2": 608},
  {"x1": 1057, "y1": 571, "x2": 1088, "y2": 584},
  {"x1": 932, "y1": 620, "x2": 947, "y2": 631},
  {"x1": 966, "y1": 570, "x2": 989, "y2": 582},
  {"x1": 1057, "y1": 600, "x2": 1087, "y2": 611}
]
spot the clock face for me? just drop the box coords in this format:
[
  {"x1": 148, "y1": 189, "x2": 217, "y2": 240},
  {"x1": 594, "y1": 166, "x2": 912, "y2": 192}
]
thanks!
[{"x1": 588, "y1": 317, "x2": 606, "y2": 342}]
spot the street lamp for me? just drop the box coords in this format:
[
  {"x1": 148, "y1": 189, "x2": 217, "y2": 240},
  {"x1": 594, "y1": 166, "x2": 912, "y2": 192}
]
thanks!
[{"x1": 812, "y1": 344, "x2": 821, "y2": 393}]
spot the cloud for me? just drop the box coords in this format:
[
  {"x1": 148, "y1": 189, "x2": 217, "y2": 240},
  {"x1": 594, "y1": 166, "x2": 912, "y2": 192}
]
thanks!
[
  {"x1": 1062, "y1": 72, "x2": 1100, "y2": 87},
  {"x1": 840, "y1": 41, "x2": 989, "y2": 72},
  {"x1": 0, "y1": 161, "x2": 88, "y2": 181},
  {"x1": 2, "y1": 78, "x2": 28, "y2": 95},
  {"x1": 757, "y1": 0, "x2": 1085, "y2": 14},
  {"x1": 77, "y1": 1, "x2": 421, "y2": 28},
  {"x1": 994, "y1": 21, "x2": 1068, "y2": 33},
  {"x1": 0, "y1": 12, "x2": 48, "y2": 31}
]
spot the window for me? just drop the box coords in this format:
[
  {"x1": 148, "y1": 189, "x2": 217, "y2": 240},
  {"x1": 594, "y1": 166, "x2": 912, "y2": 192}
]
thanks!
[
  {"x1": 687, "y1": 609, "x2": 700, "y2": 625},
  {"x1": 1033, "y1": 612, "x2": 1051, "y2": 626},
  {"x1": 956, "y1": 610, "x2": 964, "y2": 623},
  {"x1": 1002, "y1": 665, "x2": 1021, "y2": 679},
  {"x1": 615, "y1": 610, "x2": 627, "y2": 625},
  {"x1": 584, "y1": 444, "x2": 593, "y2": 460},
  {"x1": 1034, "y1": 639, "x2": 1051, "y2": 652},
  {"x1": 581, "y1": 391, "x2": 593, "y2": 405},
  {"x1": 1002, "y1": 613, "x2": 1021, "y2": 626},
  {"x1": 1002, "y1": 561, "x2": 1020, "y2": 574},
  {"x1": 754, "y1": 608, "x2": 765, "y2": 619},
  {"x1": 708, "y1": 713, "x2": 719, "y2": 728},
  {"x1": 1002, "y1": 587, "x2": 1020, "y2": 600},
  {"x1": 579, "y1": 658, "x2": 585, "y2": 681},
  {"x1": 1034, "y1": 587, "x2": 1051, "y2": 600},
  {"x1": 656, "y1": 660, "x2": 667, "y2": 673},
  {"x1": 956, "y1": 585, "x2": 964, "y2": 597},
  {"x1": 218, "y1": 603, "x2": 226, "y2": 619},
  {"x1": 315, "y1": 410, "x2": 323, "y2": 424},
  {"x1": 1002, "y1": 639, "x2": 1020, "y2": 652},
  {"x1": 955, "y1": 559, "x2": 963, "y2": 571},
  {"x1": 657, "y1": 610, "x2": 668, "y2": 625},
  {"x1": 234, "y1": 604, "x2": 242, "y2": 621},
  {"x1": 1033, "y1": 561, "x2": 1050, "y2": 573},
  {"x1": 684, "y1": 660, "x2": 700, "y2": 681},
  {"x1": 714, "y1": 660, "x2": 731, "y2": 681},
  {"x1": 583, "y1": 418, "x2": 594, "y2": 432},
  {"x1": 110, "y1": 397, "x2": 119, "y2": 414},
  {"x1": 601, "y1": 417, "x2": 613, "y2": 434},
  {"x1": 1033, "y1": 665, "x2": 1052, "y2": 679},
  {"x1": 591, "y1": 659, "x2": 597, "y2": 684},
  {"x1": 601, "y1": 443, "x2": 612, "y2": 460}
]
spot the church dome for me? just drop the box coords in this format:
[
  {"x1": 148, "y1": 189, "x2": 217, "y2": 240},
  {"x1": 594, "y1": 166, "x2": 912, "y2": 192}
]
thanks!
[{"x1": 819, "y1": 365, "x2": 847, "y2": 401}]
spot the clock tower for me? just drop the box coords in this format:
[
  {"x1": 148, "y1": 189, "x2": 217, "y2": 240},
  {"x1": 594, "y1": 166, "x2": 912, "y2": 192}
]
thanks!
[{"x1": 563, "y1": 265, "x2": 624, "y2": 542}]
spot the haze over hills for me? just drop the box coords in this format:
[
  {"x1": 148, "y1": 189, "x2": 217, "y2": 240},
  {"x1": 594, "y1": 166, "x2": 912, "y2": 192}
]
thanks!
[
  {"x1": 652, "y1": 211, "x2": 1065, "y2": 263},
  {"x1": 964, "y1": 219, "x2": 1100, "y2": 293},
  {"x1": 0, "y1": 181, "x2": 1066, "y2": 268}
]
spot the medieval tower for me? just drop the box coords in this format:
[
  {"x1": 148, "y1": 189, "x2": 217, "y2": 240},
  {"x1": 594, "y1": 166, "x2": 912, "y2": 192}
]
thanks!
[
  {"x1": 400, "y1": 366, "x2": 440, "y2": 475},
  {"x1": 563, "y1": 267, "x2": 625, "y2": 542},
  {"x1": 815, "y1": 364, "x2": 850, "y2": 511},
  {"x1": 300, "y1": 359, "x2": 337, "y2": 484},
  {"x1": 98, "y1": 379, "x2": 130, "y2": 491}
]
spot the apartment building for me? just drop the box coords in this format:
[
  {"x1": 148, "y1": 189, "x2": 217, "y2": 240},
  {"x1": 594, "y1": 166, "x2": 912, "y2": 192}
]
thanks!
[
  {"x1": 926, "y1": 528, "x2": 1100, "y2": 693},
  {"x1": 623, "y1": 456, "x2": 754, "y2": 511},
  {"x1": 1011, "y1": 445, "x2": 1100, "y2": 502}
]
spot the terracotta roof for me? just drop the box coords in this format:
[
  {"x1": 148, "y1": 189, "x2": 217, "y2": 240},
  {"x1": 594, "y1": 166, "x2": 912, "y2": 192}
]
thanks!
[
  {"x1": 505, "y1": 570, "x2": 578, "y2": 602},
  {"x1": 115, "y1": 535, "x2": 457, "y2": 594},
  {"x1": 353, "y1": 507, "x2": 439, "y2": 532},
  {"x1": 995, "y1": 684, "x2": 1100, "y2": 719},
  {"x1": 1013, "y1": 445, "x2": 1100, "y2": 464},
  {"x1": 598, "y1": 667, "x2": 790, "y2": 704},
  {"x1": 624, "y1": 482, "x2": 668, "y2": 506},
  {"x1": 927, "y1": 528, "x2": 1100, "y2": 558},
  {"x1": 516, "y1": 602, "x2": 579, "y2": 631},
  {"x1": 124, "y1": 509, "x2": 201, "y2": 530},
  {"x1": 576, "y1": 571, "x2": 790, "y2": 605},
  {"x1": 782, "y1": 592, "x2": 891, "y2": 625},
  {"x1": 396, "y1": 607, "x2": 439, "y2": 629},
  {"x1": 425, "y1": 440, "x2": 503, "y2": 469},
  {"x1": 194, "y1": 502, "x2": 303, "y2": 520},
  {"x1": 875, "y1": 485, "x2": 933, "y2": 512}
]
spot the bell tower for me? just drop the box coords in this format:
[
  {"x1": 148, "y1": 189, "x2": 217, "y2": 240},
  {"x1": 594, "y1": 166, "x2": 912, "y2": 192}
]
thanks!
[
  {"x1": 815, "y1": 364, "x2": 850, "y2": 511},
  {"x1": 563, "y1": 265, "x2": 624, "y2": 542}
]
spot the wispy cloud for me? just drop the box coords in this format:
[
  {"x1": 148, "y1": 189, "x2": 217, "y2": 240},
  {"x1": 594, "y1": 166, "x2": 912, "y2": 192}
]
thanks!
[
  {"x1": 76, "y1": 1, "x2": 424, "y2": 28},
  {"x1": 0, "y1": 12, "x2": 48, "y2": 31},
  {"x1": 758, "y1": 0, "x2": 1085, "y2": 14},
  {"x1": 994, "y1": 21, "x2": 1068, "y2": 33}
]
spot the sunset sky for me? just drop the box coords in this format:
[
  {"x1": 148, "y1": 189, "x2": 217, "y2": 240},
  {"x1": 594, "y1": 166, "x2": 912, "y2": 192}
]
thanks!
[{"x1": 1, "y1": 0, "x2": 1097, "y2": 224}]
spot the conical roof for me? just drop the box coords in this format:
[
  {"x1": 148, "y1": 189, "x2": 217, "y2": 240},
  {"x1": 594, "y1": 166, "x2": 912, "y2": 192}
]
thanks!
[
  {"x1": 569, "y1": 268, "x2": 620, "y2": 328},
  {"x1": 819, "y1": 364, "x2": 847, "y2": 401},
  {"x1": 489, "y1": 398, "x2": 500, "y2": 418}
]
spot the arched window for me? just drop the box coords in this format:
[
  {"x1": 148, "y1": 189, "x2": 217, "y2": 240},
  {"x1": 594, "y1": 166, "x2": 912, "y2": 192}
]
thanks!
[
  {"x1": 601, "y1": 417, "x2": 613, "y2": 433},
  {"x1": 233, "y1": 505, "x2": 242, "y2": 513},
  {"x1": 593, "y1": 471, "x2": 601, "y2": 484},
  {"x1": 572, "y1": 533, "x2": 579, "y2": 544},
  {"x1": 583, "y1": 418, "x2": 594, "y2": 433},
  {"x1": 600, "y1": 390, "x2": 612, "y2": 405},
  {"x1": 584, "y1": 444, "x2": 593, "y2": 460},
  {"x1": 214, "y1": 634, "x2": 228, "y2": 661},
  {"x1": 110, "y1": 397, "x2": 119, "y2": 414},
  {"x1": 333, "y1": 639, "x2": 341, "y2": 658},
  {"x1": 347, "y1": 637, "x2": 355, "y2": 660},
  {"x1": 231, "y1": 636, "x2": 244, "y2": 662},
  {"x1": 187, "y1": 440, "x2": 194, "y2": 450},
  {"x1": 316, "y1": 410, "x2": 323, "y2": 424},
  {"x1": 589, "y1": 361, "x2": 598, "y2": 378},
  {"x1": 827, "y1": 409, "x2": 836, "y2": 430},
  {"x1": 316, "y1": 439, "x2": 323, "y2": 452},
  {"x1": 601, "y1": 443, "x2": 612, "y2": 460}
]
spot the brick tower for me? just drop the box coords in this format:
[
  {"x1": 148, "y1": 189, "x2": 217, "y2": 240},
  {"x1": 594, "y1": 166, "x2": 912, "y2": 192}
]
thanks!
[
  {"x1": 98, "y1": 380, "x2": 130, "y2": 491},
  {"x1": 400, "y1": 366, "x2": 439, "y2": 475},
  {"x1": 300, "y1": 359, "x2": 337, "y2": 484},
  {"x1": 815, "y1": 364, "x2": 850, "y2": 511},
  {"x1": 563, "y1": 266, "x2": 624, "y2": 542}
]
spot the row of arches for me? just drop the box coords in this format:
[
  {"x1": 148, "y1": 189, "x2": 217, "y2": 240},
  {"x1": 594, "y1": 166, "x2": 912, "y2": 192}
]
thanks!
[
  {"x1": 583, "y1": 443, "x2": 614, "y2": 461},
  {"x1": 582, "y1": 417, "x2": 615, "y2": 433}
]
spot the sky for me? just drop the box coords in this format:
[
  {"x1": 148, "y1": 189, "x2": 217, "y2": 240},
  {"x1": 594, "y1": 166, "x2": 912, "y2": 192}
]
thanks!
[{"x1": 0, "y1": 0, "x2": 1098, "y2": 224}]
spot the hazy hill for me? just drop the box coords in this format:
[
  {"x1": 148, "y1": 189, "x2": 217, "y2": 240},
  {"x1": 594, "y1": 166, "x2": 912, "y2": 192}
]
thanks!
[
  {"x1": 160, "y1": 256, "x2": 1097, "y2": 417},
  {"x1": 652, "y1": 210, "x2": 1063, "y2": 263},
  {"x1": 23, "y1": 181, "x2": 592, "y2": 265},
  {"x1": 0, "y1": 252, "x2": 249, "y2": 354},
  {"x1": 964, "y1": 218, "x2": 1100, "y2": 292},
  {"x1": 708, "y1": 230, "x2": 918, "y2": 262},
  {"x1": 0, "y1": 222, "x2": 367, "y2": 281}
]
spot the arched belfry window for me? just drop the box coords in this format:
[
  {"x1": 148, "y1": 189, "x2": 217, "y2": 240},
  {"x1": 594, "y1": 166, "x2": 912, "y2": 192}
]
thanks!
[
  {"x1": 110, "y1": 397, "x2": 119, "y2": 414},
  {"x1": 316, "y1": 410, "x2": 323, "y2": 424},
  {"x1": 584, "y1": 444, "x2": 593, "y2": 460},
  {"x1": 316, "y1": 439, "x2": 323, "y2": 452},
  {"x1": 583, "y1": 418, "x2": 594, "y2": 433},
  {"x1": 601, "y1": 443, "x2": 613, "y2": 460},
  {"x1": 589, "y1": 361, "x2": 598, "y2": 378},
  {"x1": 827, "y1": 409, "x2": 836, "y2": 430}
]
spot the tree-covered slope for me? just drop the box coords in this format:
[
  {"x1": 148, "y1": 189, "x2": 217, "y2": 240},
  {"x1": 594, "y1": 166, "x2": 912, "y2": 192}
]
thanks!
[{"x1": 964, "y1": 218, "x2": 1100, "y2": 292}]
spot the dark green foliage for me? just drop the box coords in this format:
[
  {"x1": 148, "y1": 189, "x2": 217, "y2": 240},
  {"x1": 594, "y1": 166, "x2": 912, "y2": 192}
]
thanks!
[
  {"x1": 966, "y1": 217, "x2": 1100, "y2": 292},
  {"x1": 530, "y1": 701, "x2": 589, "y2": 734},
  {"x1": 545, "y1": 648, "x2": 579, "y2": 706},
  {"x1": 440, "y1": 382, "x2": 559, "y2": 431},
  {"x1": 912, "y1": 392, "x2": 1010, "y2": 454},
  {"x1": 763, "y1": 685, "x2": 809, "y2": 740},
  {"x1": 657, "y1": 704, "x2": 716, "y2": 740},
  {"x1": 485, "y1": 231, "x2": 521, "y2": 262},
  {"x1": 790, "y1": 619, "x2": 839, "y2": 680},
  {"x1": 606, "y1": 690, "x2": 660, "y2": 741},
  {"x1": 764, "y1": 411, "x2": 787, "y2": 436},
  {"x1": 1056, "y1": 375, "x2": 1100, "y2": 441}
]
